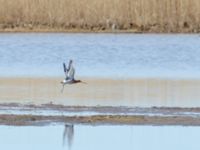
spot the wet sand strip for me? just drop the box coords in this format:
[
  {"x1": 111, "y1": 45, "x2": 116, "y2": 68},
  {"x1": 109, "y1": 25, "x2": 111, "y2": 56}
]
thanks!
[
  {"x1": 1, "y1": 103, "x2": 200, "y2": 115},
  {"x1": 0, "y1": 114, "x2": 200, "y2": 126}
]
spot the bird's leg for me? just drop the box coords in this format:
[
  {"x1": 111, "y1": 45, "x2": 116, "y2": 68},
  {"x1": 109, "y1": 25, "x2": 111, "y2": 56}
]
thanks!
[{"x1": 61, "y1": 84, "x2": 65, "y2": 93}]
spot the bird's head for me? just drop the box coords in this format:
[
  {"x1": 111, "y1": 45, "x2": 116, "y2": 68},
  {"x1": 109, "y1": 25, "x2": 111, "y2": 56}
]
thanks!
[{"x1": 61, "y1": 79, "x2": 66, "y2": 84}]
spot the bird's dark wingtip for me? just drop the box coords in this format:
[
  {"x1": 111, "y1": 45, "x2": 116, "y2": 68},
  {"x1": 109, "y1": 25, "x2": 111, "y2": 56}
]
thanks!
[{"x1": 63, "y1": 63, "x2": 67, "y2": 72}]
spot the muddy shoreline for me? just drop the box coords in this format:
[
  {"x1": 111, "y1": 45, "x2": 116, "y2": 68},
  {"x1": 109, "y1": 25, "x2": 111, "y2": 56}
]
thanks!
[
  {"x1": 2, "y1": 77, "x2": 200, "y2": 126},
  {"x1": 1, "y1": 114, "x2": 200, "y2": 126},
  {"x1": 0, "y1": 103, "x2": 200, "y2": 126},
  {"x1": 0, "y1": 24, "x2": 199, "y2": 33}
]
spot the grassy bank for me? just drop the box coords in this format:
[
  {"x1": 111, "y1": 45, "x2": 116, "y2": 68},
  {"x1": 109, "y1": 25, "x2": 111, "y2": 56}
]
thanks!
[{"x1": 0, "y1": 0, "x2": 200, "y2": 33}]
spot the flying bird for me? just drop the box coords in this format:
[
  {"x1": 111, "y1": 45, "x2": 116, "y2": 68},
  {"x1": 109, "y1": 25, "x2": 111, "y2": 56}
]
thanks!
[{"x1": 61, "y1": 59, "x2": 84, "y2": 92}]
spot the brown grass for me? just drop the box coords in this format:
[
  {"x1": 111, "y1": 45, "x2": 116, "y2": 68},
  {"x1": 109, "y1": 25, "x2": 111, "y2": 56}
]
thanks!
[{"x1": 0, "y1": 0, "x2": 200, "y2": 32}]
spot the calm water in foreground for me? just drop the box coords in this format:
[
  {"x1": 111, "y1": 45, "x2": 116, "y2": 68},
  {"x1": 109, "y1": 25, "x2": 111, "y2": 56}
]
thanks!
[
  {"x1": 0, "y1": 125, "x2": 200, "y2": 150},
  {"x1": 0, "y1": 33, "x2": 200, "y2": 78}
]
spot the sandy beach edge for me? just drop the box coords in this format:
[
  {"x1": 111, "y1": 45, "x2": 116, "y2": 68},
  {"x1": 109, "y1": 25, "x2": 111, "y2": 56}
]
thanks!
[{"x1": 1, "y1": 77, "x2": 200, "y2": 107}]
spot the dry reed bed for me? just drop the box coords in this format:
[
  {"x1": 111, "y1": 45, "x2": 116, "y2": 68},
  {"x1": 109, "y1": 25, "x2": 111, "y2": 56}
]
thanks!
[{"x1": 0, "y1": 0, "x2": 200, "y2": 32}]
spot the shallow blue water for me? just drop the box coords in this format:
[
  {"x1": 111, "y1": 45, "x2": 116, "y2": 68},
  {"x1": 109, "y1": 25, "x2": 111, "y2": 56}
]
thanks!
[
  {"x1": 1, "y1": 125, "x2": 200, "y2": 150},
  {"x1": 0, "y1": 33, "x2": 200, "y2": 78}
]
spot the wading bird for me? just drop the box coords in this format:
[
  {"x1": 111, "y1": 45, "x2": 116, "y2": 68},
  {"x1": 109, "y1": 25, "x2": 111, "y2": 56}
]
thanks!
[{"x1": 61, "y1": 59, "x2": 84, "y2": 92}]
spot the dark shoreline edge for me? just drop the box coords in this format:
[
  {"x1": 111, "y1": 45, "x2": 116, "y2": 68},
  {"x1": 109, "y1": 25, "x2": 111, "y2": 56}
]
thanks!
[{"x1": 0, "y1": 28, "x2": 199, "y2": 34}]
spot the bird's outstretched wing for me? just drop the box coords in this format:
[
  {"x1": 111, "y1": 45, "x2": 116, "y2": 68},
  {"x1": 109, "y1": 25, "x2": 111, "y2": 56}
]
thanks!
[
  {"x1": 68, "y1": 60, "x2": 73, "y2": 71},
  {"x1": 63, "y1": 63, "x2": 67, "y2": 77},
  {"x1": 63, "y1": 60, "x2": 75, "y2": 80},
  {"x1": 68, "y1": 66, "x2": 75, "y2": 80}
]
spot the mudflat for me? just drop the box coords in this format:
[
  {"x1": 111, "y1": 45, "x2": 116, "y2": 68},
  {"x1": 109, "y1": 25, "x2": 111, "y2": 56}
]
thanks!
[
  {"x1": 1, "y1": 77, "x2": 200, "y2": 107},
  {"x1": 0, "y1": 103, "x2": 199, "y2": 126}
]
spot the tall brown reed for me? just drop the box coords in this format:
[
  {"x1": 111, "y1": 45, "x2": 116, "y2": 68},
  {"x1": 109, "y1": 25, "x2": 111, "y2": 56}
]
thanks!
[{"x1": 0, "y1": 0, "x2": 199, "y2": 32}]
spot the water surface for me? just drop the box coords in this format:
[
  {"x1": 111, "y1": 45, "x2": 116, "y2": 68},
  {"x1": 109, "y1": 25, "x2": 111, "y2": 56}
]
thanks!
[
  {"x1": 0, "y1": 33, "x2": 200, "y2": 78},
  {"x1": 1, "y1": 125, "x2": 200, "y2": 150}
]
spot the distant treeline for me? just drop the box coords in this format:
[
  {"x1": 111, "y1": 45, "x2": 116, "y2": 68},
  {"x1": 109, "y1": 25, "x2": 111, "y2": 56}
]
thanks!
[{"x1": 0, "y1": 0, "x2": 199, "y2": 32}]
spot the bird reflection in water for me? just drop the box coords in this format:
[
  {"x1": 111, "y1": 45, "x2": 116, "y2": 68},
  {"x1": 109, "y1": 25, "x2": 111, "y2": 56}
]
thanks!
[{"x1": 63, "y1": 124, "x2": 74, "y2": 148}]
